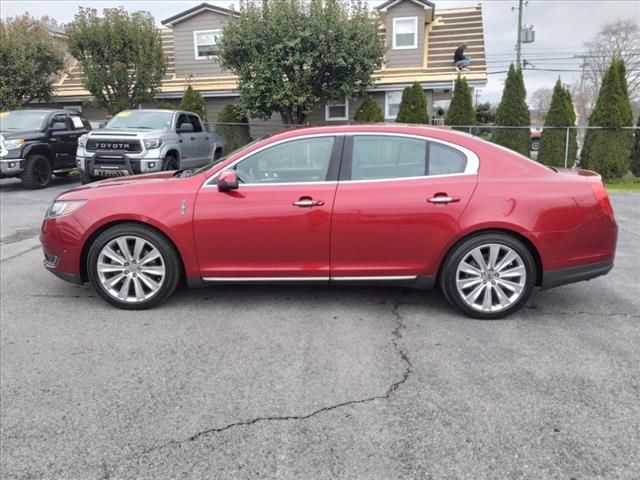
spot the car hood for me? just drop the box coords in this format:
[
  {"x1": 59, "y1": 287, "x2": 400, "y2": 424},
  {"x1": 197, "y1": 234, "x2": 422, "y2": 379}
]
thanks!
[
  {"x1": 0, "y1": 130, "x2": 43, "y2": 140},
  {"x1": 87, "y1": 128, "x2": 167, "y2": 137}
]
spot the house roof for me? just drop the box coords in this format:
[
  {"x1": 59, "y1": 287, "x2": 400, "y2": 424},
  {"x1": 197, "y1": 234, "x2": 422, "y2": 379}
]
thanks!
[
  {"x1": 161, "y1": 2, "x2": 236, "y2": 26},
  {"x1": 53, "y1": 4, "x2": 487, "y2": 101},
  {"x1": 376, "y1": 0, "x2": 436, "y2": 12}
]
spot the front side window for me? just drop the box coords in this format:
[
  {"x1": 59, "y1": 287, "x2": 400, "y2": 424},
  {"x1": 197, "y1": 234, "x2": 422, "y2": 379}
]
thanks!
[
  {"x1": 188, "y1": 114, "x2": 204, "y2": 132},
  {"x1": 393, "y1": 17, "x2": 418, "y2": 50},
  {"x1": 385, "y1": 91, "x2": 402, "y2": 120},
  {"x1": 325, "y1": 98, "x2": 348, "y2": 121},
  {"x1": 351, "y1": 135, "x2": 426, "y2": 181},
  {"x1": 429, "y1": 142, "x2": 467, "y2": 175},
  {"x1": 234, "y1": 137, "x2": 335, "y2": 184},
  {"x1": 50, "y1": 114, "x2": 69, "y2": 130},
  {"x1": 194, "y1": 30, "x2": 222, "y2": 59}
]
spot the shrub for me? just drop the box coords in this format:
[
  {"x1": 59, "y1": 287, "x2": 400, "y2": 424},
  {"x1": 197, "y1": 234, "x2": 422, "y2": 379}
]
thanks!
[
  {"x1": 180, "y1": 86, "x2": 208, "y2": 123},
  {"x1": 538, "y1": 79, "x2": 577, "y2": 167},
  {"x1": 580, "y1": 59, "x2": 634, "y2": 179},
  {"x1": 157, "y1": 101, "x2": 176, "y2": 110},
  {"x1": 354, "y1": 96, "x2": 384, "y2": 123},
  {"x1": 396, "y1": 82, "x2": 429, "y2": 124},
  {"x1": 216, "y1": 104, "x2": 252, "y2": 152},
  {"x1": 445, "y1": 75, "x2": 475, "y2": 131},
  {"x1": 493, "y1": 64, "x2": 531, "y2": 156}
]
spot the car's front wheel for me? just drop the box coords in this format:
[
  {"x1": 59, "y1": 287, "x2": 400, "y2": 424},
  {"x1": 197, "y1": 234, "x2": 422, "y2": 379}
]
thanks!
[
  {"x1": 87, "y1": 224, "x2": 182, "y2": 309},
  {"x1": 21, "y1": 154, "x2": 52, "y2": 189},
  {"x1": 440, "y1": 233, "x2": 536, "y2": 319}
]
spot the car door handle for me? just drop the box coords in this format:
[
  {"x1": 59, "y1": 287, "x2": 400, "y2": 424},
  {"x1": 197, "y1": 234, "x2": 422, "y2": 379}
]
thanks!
[
  {"x1": 293, "y1": 198, "x2": 324, "y2": 207},
  {"x1": 427, "y1": 195, "x2": 460, "y2": 204}
]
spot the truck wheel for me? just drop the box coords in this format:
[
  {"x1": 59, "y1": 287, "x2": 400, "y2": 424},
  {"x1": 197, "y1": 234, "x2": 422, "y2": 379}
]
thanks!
[
  {"x1": 531, "y1": 139, "x2": 540, "y2": 151},
  {"x1": 80, "y1": 170, "x2": 95, "y2": 185},
  {"x1": 163, "y1": 154, "x2": 178, "y2": 171},
  {"x1": 214, "y1": 148, "x2": 223, "y2": 160},
  {"x1": 21, "y1": 154, "x2": 52, "y2": 189}
]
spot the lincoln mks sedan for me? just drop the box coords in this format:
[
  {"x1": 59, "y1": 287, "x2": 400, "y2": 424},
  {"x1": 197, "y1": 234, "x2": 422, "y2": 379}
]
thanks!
[{"x1": 40, "y1": 125, "x2": 617, "y2": 319}]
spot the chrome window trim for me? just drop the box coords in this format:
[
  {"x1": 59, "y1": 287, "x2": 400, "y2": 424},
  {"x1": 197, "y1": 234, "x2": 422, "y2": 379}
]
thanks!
[{"x1": 203, "y1": 131, "x2": 479, "y2": 188}]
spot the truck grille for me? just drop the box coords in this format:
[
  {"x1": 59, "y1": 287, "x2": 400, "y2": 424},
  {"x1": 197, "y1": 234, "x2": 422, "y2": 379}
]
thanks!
[{"x1": 86, "y1": 139, "x2": 142, "y2": 153}]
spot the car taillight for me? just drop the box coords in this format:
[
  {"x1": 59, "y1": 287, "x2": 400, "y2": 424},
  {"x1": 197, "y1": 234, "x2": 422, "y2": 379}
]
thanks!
[{"x1": 589, "y1": 178, "x2": 613, "y2": 216}]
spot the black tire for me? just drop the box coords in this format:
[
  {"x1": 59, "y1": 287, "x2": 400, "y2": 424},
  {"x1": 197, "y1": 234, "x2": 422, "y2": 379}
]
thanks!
[
  {"x1": 21, "y1": 154, "x2": 52, "y2": 189},
  {"x1": 163, "y1": 154, "x2": 179, "y2": 171},
  {"x1": 87, "y1": 223, "x2": 182, "y2": 310},
  {"x1": 213, "y1": 148, "x2": 223, "y2": 161},
  {"x1": 440, "y1": 233, "x2": 536, "y2": 320},
  {"x1": 80, "y1": 170, "x2": 95, "y2": 185}
]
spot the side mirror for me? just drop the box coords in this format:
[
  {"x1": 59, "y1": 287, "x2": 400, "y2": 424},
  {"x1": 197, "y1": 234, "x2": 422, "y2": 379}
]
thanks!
[
  {"x1": 178, "y1": 123, "x2": 194, "y2": 133},
  {"x1": 50, "y1": 121, "x2": 67, "y2": 132},
  {"x1": 217, "y1": 170, "x2": 239, "y2": 191}
]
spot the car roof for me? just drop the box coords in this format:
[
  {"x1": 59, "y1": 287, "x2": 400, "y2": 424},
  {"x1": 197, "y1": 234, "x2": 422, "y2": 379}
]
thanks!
[{"x1": 267, "y1": 123, "x2": 477, "y2": 144}]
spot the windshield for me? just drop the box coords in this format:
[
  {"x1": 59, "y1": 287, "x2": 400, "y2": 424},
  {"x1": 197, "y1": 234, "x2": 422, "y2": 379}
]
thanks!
[
  {"x1": 191, "y1": 138, "x2": 266, "y2": 175},
  {"x1": 0, "y1": 111, "x2": 48, "y2": 131},
  {"x1": 106, "y1": 111, "x2": 173, "y2": 130}
]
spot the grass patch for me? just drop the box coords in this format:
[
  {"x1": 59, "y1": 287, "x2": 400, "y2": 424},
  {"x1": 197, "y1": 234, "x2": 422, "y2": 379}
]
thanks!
[{"x1": 605, "y1": 173, "x2": 640, "y2": 192}]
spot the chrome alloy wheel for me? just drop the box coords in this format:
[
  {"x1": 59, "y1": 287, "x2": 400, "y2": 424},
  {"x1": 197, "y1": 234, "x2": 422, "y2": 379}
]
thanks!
[
  {"x1": 96, "y1": 235, "x2": 166, "y2": 303},
  {"x1": 455, "y1": 243, "x2": 527, "y2": 313}
]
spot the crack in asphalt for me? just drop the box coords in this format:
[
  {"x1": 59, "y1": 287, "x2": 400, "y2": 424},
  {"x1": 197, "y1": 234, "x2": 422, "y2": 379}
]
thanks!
[
  {"x1": 126, "y1": 295, "x2": 414, "y2": 462},
  {"x1": 0, "y1": 244, "x2": 41, "y2": 264}
]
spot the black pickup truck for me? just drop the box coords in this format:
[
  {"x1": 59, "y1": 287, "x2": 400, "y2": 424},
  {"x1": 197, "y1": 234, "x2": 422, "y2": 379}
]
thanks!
[{"x1": 0, "y1": 109, "x2": 91, "y2": 189}]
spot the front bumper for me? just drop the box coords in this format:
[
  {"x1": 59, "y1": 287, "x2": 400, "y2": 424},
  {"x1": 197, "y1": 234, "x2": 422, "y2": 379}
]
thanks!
[
  {"x1": 78, "y1": 151, "x2": 163, "y2": 178},
  {"x1": 0, "y1": 158, "x2": 25, "y2": 177},
  {"x1": 541, "y1": 260, "x2": 614, "y2": 290}
]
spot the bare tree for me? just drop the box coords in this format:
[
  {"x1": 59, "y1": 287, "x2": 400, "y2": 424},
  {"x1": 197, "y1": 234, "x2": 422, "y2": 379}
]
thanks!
[
  {"x1": 584, "y1": 19, "x2": 640, "y2": 101},
  {"x1": 529, "y1": 86, "x2": 553, "y2": 123}
]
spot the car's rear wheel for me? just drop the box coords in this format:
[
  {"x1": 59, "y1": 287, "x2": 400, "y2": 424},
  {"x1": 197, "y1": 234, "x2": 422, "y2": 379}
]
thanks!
[
  {"x1": 440, "y1": 233, "x2": 536, "y2": 319},
  {"x1": 87, "y1": 224, "x2": 181, "y2": 310},
  {"x1": 21, "y1": 154, "x2": 52, "y2": 189}
]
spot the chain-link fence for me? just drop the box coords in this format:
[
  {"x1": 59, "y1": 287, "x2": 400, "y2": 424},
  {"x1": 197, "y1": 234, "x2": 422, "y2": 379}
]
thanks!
[{"x1": 202, "y1": 122, "x2": 637, "y2": 171}]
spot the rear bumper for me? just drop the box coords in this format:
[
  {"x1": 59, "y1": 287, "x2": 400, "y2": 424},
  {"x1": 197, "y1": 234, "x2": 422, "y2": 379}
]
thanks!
[{"x1": 541, "y1": 260, "x2": 613, "y2": 290}]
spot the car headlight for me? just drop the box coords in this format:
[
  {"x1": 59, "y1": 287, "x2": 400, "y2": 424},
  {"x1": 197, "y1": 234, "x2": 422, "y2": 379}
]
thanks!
[
  {"x1": 78, "y1": 134, "x2": 88, "y2": 148},
  {"x1": 4, "y1": 138, "x2": 25, "y2": 150},
  {"x1": 45, "y1": 200, "x2": 87, "y2": 219},
  {"x1": 144, "y1": 138, "x2": 163, "y2": 149}
]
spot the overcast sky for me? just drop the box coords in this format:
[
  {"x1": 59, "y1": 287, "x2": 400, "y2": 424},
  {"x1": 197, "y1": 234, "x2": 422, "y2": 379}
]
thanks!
[{"x1": 2, "y1": 0, "x2": 639, "y2": 104}]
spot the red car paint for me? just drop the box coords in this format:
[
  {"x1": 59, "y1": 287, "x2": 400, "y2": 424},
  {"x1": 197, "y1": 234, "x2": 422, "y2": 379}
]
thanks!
[{"x1": 40, "y1": 124, "x2": 617, "y2": 291}]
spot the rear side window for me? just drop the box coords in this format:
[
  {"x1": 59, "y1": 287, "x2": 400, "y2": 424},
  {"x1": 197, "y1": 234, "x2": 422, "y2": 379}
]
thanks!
[
  {"x1": 351, "y1": 135, "x2": 427, "y2": 181},
  {"x1": 429, "y1": 142, "x2": 467, "y2": 175}
]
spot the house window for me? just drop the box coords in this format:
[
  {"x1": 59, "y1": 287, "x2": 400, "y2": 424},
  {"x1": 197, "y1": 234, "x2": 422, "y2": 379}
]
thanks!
[
  {"x1": 194, "y1": 30, "x2": 222, "y2": 59},
  {"x1": 325, "y1": 98, "x2": 349, "y2": 121},
  {"x1": 392, "y1": 17, "x2": 418, "y2": 50},
  {"x1": 385, "y1": 91, "x2": 402, "y2": 119}
]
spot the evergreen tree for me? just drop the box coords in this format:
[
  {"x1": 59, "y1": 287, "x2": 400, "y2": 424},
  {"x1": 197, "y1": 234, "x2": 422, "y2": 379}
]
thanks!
[
  {"x1": 217, "y1": 104, "x2": 252, "y2": 152},
  {"x1": 354, "y1": 96, "x2": 384, "y2": 123},
  {"x1": 632, "y1": 113, "x2": 640, "y2": 177},
  {"x1": 580, "y1": 59, "x2": 634, "y2": 179},
  {"x1": 538, "y1": 79, "x2": 578, "y2": 167},
  {"x1": 445, "y1": 75, "x2": 475, "y2": 131},
  {"x1": 396, "y1": 82, "x2": 429, "y2": 124},
  {"x1": 180, "y1": 86, "x2": 208, "y2": 123},
  {"x1": 493, "y1": 64, "x2": 531, "y2": 156}
]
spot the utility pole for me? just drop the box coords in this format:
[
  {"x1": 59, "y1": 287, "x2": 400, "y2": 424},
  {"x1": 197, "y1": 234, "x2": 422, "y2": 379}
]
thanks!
[{"x1": 515, "y1": 0, "x2": 524, "y2": 69}]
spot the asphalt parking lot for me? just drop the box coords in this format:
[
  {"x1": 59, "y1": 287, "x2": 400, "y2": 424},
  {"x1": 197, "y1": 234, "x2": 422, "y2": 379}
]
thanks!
[{"x1": 1, "y1": 177, "x2": 639, "y2": 480}]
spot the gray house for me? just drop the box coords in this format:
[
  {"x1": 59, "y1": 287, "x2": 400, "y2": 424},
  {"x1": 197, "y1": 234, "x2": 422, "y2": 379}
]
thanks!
[{"x1": 52, "y1": 0, "x2": 487, "y2": 131}]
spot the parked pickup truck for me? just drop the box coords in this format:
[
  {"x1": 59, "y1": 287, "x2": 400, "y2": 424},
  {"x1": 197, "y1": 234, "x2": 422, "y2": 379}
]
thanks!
[
  {"x1": 0, "y1": 109, "x2": 91, "y2": 189},
  {"x1": 76, "y1": 109, "x2": 224, "y2": 183}
]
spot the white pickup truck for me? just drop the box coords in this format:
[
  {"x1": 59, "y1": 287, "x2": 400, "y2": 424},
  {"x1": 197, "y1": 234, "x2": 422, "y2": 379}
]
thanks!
[{"x1": 76, "y1": 109, "x2": 224, "y2": 183}]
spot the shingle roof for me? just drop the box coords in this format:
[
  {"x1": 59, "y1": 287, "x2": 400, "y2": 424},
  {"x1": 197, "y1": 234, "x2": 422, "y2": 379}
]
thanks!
[
  {"x1": 376, "y1": 0, "x2": 436, "y2": 11},
  {"x1": 161, "y1": 2, "x2": 236, "y2": 26}
]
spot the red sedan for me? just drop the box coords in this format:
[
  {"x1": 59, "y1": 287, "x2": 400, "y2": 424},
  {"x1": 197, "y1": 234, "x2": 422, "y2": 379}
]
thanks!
[{"x1": 40, "y1": 125, "x2": 617, "y2": 319}]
